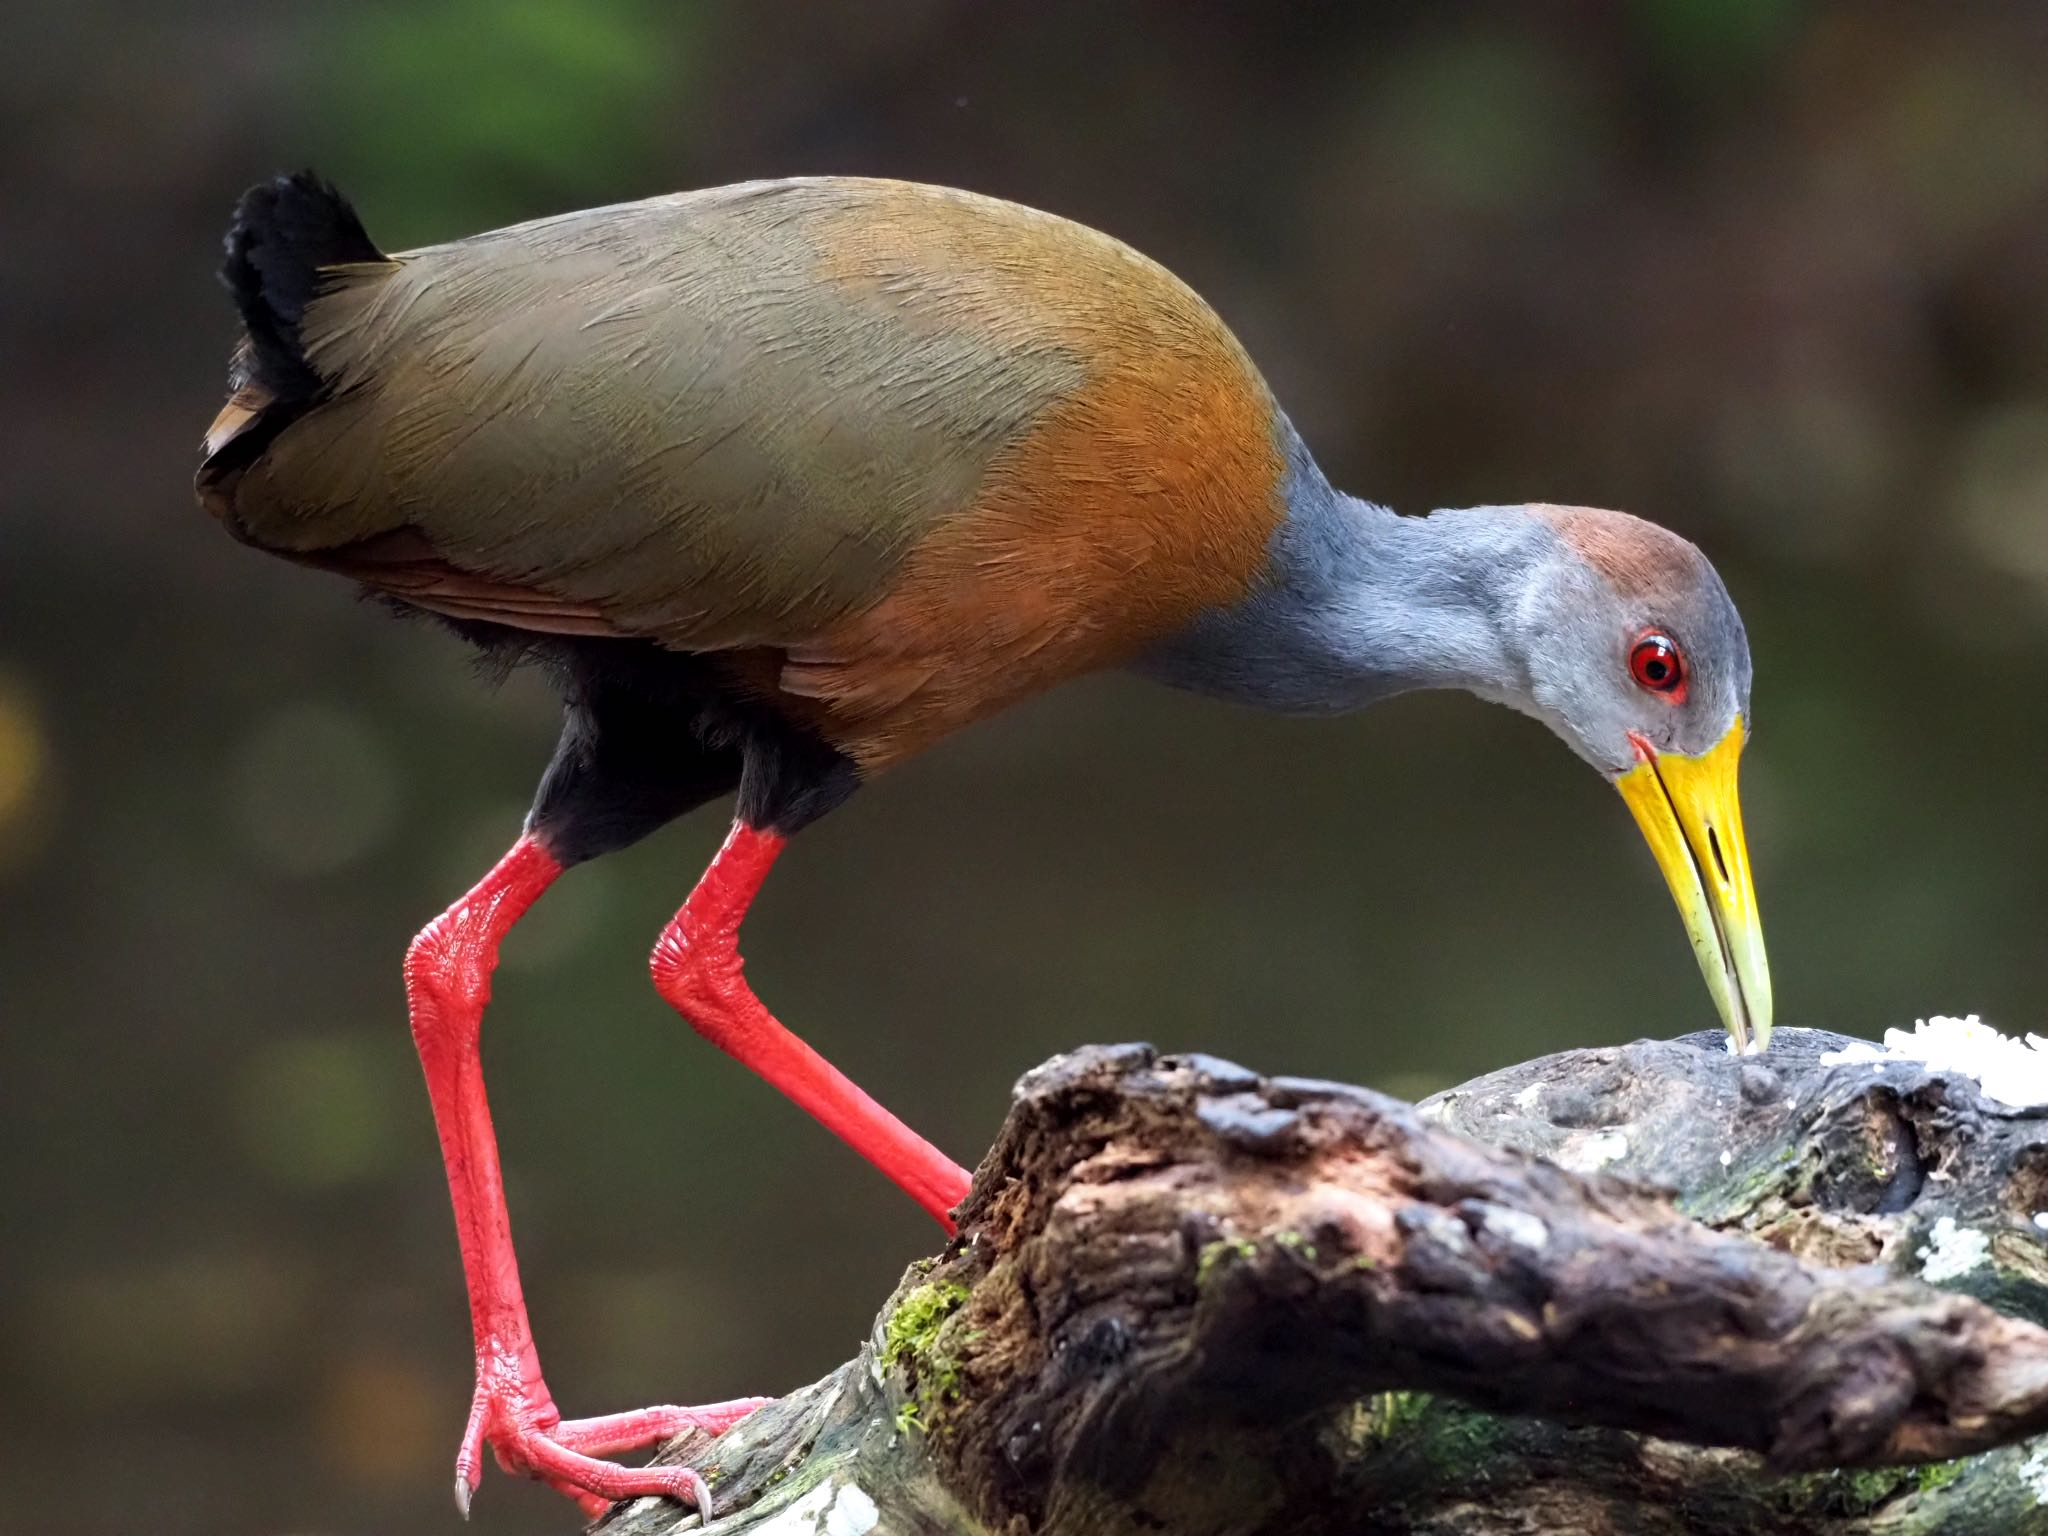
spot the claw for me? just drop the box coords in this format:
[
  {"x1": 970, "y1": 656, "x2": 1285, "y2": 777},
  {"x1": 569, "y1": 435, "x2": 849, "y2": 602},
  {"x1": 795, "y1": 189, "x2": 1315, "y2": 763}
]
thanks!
[
  {"x1": 682, "y1": 1468, "x2": 712, "y2": 1518},
  {"x1": 455, "y1": 1385, "x2": 488, "y2": 1517},
  {"x1": 456, "y1": 1362, "x2": 759, "y2": 1517}
]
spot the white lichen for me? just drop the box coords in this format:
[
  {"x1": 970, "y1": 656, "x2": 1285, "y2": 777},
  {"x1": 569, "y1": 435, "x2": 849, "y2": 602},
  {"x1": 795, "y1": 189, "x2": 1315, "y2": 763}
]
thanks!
[
  {"x1": 749, "y1": 1478, "x2": 881, "y2": 1536},
  {"x1": 1482, "y1": 1207, "x2": 1550, "y2": 1251},
  {"x1": 1819, "y1": 1014, "x2": 2048, "y2": 1109},
  {"x1": 822, "y1": 1485, "x2": 879, "y2": 1536},
  {"x1": 1916, "y1": 1215, "x2": 1991, "y2": 1282},
  {"x1": 1556, "y1": 1129, "x2": 1630, "y2": 1172},
  {"x1": 2019, "y1": 1441, "x2": 2048, "y2": 1504}
]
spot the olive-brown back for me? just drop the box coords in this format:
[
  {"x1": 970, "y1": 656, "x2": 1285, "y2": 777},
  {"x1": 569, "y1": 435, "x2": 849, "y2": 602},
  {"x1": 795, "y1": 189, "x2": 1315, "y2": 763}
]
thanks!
[{"x1": 202, "y1": 177, "x2": 1286, "y2": 763}]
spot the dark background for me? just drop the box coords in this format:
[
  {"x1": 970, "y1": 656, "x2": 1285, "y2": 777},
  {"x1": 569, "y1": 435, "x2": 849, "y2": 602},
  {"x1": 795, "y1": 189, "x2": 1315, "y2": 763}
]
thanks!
[{"x1": 7, "y1": 2, "x2": 2048, "y2": 1531}]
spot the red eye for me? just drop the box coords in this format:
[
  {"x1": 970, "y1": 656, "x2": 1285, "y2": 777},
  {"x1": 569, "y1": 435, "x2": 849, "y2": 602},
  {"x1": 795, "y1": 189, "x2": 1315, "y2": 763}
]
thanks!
[{"x1": 1629, "y1": 632, "x2": 1687, "y2": 699}]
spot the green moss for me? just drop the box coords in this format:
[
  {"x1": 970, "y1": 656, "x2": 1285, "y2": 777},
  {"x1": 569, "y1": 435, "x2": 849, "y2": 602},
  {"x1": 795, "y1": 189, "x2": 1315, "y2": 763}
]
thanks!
[
  {"x1": 1840, "y1": 1467, "x2": 1916, "y2": 1510},
  {"x1": 1194, "y1": 1231, "x2": 1325, "y2": 1276},
  {"x1": 1913, "y1": 1458, "x2": 1967, "y2": 1494},
  {"x1": 882, "y1": 1279, "x2": 972, "y2": 1424},
  {"x1": 881, "y1": 1280, "x2": 970, "y2": 1372},
  {"x1": 1363, "y1": 1391, "x2": 1431, "y2": 1441},
  {"x1": 1275, "y1": 1230, "x2": 1319, "y2": 1261},
  {"x1": 1359, "y1": 1391, "x2": 1510, "y2": 1480},
  {"x1": 1196, "y1": 1237, "x2": 1257, "y2": 1284},
  {"x1": 1679, "y1": 1163, "x2": 1768, "y2": 1221},
  {"x1": 1762, "y1": 1465, "x2": 1917, "y2": 1517}
]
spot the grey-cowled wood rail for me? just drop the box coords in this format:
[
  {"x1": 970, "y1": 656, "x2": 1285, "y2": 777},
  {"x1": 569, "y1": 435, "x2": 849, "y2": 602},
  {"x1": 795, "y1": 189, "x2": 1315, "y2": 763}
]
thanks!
[{"x1": 197, "y1": 173, "x2": 1772, "y2": 1518}]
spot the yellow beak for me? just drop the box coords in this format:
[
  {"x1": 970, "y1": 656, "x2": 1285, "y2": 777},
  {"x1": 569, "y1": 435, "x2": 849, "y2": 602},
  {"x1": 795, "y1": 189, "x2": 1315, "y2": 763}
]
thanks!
[{"x1": 1614, "y1": 716, "x2": 1773, "y2": 1052}]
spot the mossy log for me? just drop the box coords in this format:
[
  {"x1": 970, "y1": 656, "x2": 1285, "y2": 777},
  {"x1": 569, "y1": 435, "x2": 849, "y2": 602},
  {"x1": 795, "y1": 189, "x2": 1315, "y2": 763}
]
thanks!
[{"x1": 594, "y1": 1032, "x2": 2048, "y2": 1536}]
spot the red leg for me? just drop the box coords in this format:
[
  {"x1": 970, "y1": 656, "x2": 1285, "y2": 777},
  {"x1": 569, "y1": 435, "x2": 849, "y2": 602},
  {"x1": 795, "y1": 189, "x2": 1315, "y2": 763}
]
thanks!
[
  {"x1": 405, "y1": 835, "x2": 765, "y2": 1517},
  {"x1": 651, "y1": 821, "x2": 973, "y2": 1229}
]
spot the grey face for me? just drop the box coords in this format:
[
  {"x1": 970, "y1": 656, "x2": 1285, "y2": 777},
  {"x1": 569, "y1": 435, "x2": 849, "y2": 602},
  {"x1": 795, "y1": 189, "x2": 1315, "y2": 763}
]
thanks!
[{"x1": 1504, "y1": 511, "x2": 1753, "y2": 776}]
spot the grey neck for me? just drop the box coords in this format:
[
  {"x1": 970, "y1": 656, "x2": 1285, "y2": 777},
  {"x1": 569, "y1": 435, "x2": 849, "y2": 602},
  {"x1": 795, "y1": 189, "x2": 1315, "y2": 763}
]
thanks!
[{"x1": 1136, "y1": 427, "x2": 1548, "y2": 715}]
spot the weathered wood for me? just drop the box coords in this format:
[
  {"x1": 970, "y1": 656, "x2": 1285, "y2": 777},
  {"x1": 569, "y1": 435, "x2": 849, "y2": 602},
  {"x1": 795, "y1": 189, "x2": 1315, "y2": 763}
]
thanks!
[{"x1": 593, "y1": 1031, "x2": 2048, "y2": 1536}]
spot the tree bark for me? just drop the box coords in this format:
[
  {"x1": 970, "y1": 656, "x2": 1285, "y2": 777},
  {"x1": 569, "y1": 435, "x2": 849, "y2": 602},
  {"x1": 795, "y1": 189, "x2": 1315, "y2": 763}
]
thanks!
[{"x1": 594, "y1": 1030, "x2": 2048, "y2": 1535}]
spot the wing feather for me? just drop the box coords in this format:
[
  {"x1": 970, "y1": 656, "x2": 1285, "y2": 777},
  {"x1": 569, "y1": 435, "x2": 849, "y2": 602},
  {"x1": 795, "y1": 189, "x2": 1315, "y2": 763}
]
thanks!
[{"x1": 218, "y1": 179, "x2": 1089, "y2": 650}]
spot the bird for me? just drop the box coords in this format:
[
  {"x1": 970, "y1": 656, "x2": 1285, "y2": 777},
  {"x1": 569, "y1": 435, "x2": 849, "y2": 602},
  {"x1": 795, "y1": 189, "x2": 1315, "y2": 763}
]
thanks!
[{"x1": 197, "y1": 172, "x2": 1772, "y2": 1518}]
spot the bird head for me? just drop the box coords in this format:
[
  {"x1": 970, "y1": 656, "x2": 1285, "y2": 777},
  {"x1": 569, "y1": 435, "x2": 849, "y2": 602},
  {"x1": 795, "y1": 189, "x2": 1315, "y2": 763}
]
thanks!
[{"x1": 1507, "y1": 505, "x2": 1772, "y2": 1053}]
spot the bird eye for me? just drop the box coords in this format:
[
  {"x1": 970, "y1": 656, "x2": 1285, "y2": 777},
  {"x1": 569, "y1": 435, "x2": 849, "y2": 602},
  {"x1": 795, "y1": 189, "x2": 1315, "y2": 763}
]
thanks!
[{"x1": 1629, "y1": 632, "x2": 1687, "y2": 698}]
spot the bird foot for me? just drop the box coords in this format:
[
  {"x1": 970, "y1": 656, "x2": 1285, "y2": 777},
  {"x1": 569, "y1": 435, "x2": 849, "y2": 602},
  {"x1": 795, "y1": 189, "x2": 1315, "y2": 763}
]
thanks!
[{"x1": 455, "y1": 1350, "x2": 768, "y2": 1520}]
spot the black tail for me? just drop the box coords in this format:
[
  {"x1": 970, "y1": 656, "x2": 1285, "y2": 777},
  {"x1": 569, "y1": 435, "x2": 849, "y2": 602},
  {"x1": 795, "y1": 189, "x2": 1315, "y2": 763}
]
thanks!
[{"x1": 220, "y1": 171, "x2": 385, "y2": 401}]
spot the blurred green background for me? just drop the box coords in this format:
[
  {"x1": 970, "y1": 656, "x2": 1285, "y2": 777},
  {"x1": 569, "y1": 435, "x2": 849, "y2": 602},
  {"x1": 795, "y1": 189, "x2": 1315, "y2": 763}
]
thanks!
[{"x1": 6, "y1": 1, "x2": 2048, "y2": 1531}]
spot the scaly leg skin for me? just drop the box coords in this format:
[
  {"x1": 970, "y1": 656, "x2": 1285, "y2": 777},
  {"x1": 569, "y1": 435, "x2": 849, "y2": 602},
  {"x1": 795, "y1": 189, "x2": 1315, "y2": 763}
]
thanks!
[
  {"x1": 651, "y1": 821, "x2": 974, "y2": 1230},
  {"x1": 406, "y1": 836, "x2": 766, "y2": 1518}
]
